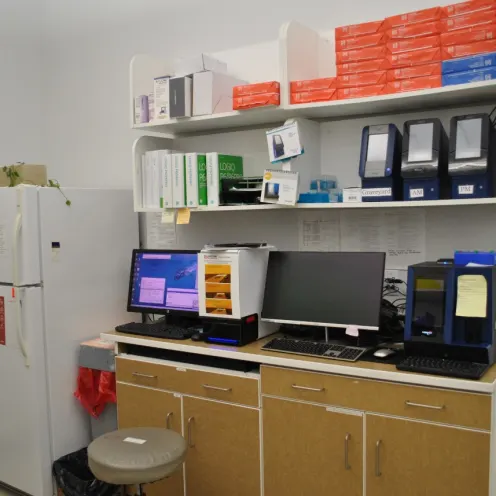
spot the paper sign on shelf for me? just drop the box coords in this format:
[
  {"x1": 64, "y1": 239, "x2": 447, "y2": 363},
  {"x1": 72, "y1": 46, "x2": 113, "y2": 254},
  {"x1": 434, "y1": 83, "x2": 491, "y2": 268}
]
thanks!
[
  {"x1": 261, "y1": 169, "x2": 299, "y2": 206},
  {"x1": 161, "y1": 209, "x2": 175, "y2": 224},
  {"x1": 298, "y1": 211, "x2": 340, "y2": 252},
  {"x1": 266, "y1": 121, "x2": 303, "y2": 163},
  {"x1": 147, "y1": 212, "x2": 177, "y2": 249},
  {"x1": 177, "y1": 208, "x2": 191, "y2": 225},
  {"x1": 456, "y1": 275, "x2": 487, "y2": 318}
]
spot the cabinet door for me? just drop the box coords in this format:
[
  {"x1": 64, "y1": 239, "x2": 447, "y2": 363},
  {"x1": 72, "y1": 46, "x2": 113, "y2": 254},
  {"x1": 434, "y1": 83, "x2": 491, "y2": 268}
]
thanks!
[
  {"x1": 117, "y1": 383, "x2": 184, "y2": 496},
  {"x1": 263, "y1": 396, "x2": 363, "y2": 496},
  {"x1": 366, "y1": 414, "x2": 490, "y2": 496},
  {"x1": 183, "y1": 396, "x2": 260, "y2": 496}
]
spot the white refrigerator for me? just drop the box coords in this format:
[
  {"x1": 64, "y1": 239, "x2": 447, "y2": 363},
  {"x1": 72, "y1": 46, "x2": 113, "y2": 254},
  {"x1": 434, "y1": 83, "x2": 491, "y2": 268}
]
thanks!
[{"x1": 0, "y1": 186, "x2": 138, "y2": 496}]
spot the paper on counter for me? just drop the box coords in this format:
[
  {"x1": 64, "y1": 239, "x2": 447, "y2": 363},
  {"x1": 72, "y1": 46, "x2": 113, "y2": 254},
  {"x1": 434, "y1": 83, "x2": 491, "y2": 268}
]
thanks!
[
  {"x1": 298, "y1": 210, "x2": 340, "y2": 252},
  {"x1": 146, "y1": 212, "x2": 177, "y2": 249},
  {"x1": 456, "y1": 275, "x2": 487, "y2": 318}
]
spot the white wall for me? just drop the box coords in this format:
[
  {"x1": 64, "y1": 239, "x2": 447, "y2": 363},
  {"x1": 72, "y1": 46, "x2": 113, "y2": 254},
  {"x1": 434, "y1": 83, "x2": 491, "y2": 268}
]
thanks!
[{"x1": 42, "y1": 0, "x2": 442, "y2": 187}]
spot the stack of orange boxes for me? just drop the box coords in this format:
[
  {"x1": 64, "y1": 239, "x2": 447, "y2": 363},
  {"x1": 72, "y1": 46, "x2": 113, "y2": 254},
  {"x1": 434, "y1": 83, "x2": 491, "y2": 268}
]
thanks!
[
  {"x1": 232, "y1": 81, "x2": 280, "y2": 110},
  {"x1": 385, "y1": 7, "x2": 443, "y2": 93},
  {"x1": 441, "y1": 0, "x2": 496, "y2": 85},
  {"x1": 290, "y1": 77, "x2": 338, "y2": 105},
  {"x1": 335, "y1": 20, "x2": 389, "y2": 99}
]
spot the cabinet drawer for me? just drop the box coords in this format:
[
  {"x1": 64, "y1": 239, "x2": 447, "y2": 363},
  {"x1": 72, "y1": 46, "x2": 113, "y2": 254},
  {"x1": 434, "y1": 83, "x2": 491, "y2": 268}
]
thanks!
[
  {"x1": 117, "y1": 358, "x2": 259, "y2": 407},
  {"x1": 261, "y1": 366, "x2": 490, "y2": 430}
]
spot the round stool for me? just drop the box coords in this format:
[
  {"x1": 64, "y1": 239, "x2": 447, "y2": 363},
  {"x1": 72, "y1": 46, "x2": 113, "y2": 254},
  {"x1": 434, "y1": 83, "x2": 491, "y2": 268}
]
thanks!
[{"x1": 88, "y1": 427, "x2": 187, "y2": 495}]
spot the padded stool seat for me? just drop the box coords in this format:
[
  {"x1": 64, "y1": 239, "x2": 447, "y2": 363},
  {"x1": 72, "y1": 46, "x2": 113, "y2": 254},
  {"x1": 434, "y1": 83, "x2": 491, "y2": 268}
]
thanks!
[{"x1": 88, "y1": 427, "x2": 187, "y2": 486}]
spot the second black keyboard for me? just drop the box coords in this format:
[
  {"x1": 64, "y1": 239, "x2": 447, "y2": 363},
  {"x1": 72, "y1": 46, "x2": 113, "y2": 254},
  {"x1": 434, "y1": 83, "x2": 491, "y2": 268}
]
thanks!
[
  {"x1": 396, "y1": 356, "x2": 488, "y2": 380},
  {"x1": 115, "y1": 321, "x2": 195, "y2": 340}
]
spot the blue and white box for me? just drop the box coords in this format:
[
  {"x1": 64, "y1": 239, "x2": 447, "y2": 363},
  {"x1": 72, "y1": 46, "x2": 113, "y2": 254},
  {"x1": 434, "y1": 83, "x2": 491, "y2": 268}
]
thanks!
[
  {"x1": 442, "y1": 52, "x2": 496, "y2": 75},
  {"x1": 443, "y1": 67, "x2": 496, "y2": 86}
]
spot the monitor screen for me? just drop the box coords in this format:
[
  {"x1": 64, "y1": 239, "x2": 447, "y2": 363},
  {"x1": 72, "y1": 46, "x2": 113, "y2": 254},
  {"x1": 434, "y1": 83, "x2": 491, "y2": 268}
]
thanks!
[
  {"x1": 262, "y1": 251, "x2": 385, "y2": 330},
  {"x1": 128, "y1": 250, "x2": 199, "y2": 313},
  {"x1": 455, "y1": 118, "x2": 482, "y2": 160},
  {"x1": 365, "y1": 133, "x2": 388, "y2": 178},
  {"x1": 408, "y1": 123, "x2": 434, "y2": 162}
]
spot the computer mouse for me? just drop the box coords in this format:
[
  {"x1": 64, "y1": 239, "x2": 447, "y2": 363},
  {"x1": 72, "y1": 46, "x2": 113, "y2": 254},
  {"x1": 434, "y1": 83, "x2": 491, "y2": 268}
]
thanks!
[
  {"x1": 191, "y1": 333, "x2": 203, "y2": 342},
  {"x1": 374, "y1": 348, "x2": 397, "y2": 359}
]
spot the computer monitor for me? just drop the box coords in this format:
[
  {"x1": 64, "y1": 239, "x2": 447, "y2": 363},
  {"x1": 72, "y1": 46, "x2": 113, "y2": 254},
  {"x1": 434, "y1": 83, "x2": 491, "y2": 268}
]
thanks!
[
  {"x1": 261, "y1": 251, "x2": 385, "y2": 330},
  {"x1": 127, "y1": 249, "x2": 199, "y2": 314}
]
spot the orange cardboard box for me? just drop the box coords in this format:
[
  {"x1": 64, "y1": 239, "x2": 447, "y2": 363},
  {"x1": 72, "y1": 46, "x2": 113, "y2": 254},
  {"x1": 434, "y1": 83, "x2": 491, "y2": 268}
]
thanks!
[
  {"x1": 290, "y1": 77, "x2": 337, "y2": 92},
  {"x1": 384, "y1": 7, "x2": 443, "y2": 29},
  {"x1": 337, "y1": 71, "x2": 387, "y2": 88},
  {"x1": 441, "y1": 24, "x2": 496, "y2": 45},
  {"x1": 337, "y1": 58, "x2": 391, "y2": 75},
  {"x1": 336, "y1": 32, "x2": 387, "y2": 52},
  {"x1": 335, "y1": 20, "x2": 385, "y2": 40},
  {"x1": 233, "y1": 93, "x2": 280, "y2": 110},
  {"x1": 290, "y1": 89, "x2": 337, "y2": 104},
  {"x1": 442, "y1": 39, "x2": 496, "y2": 58},
  {"x1": 387, "y1": 63, "x2": 441, "y2": 81},
  {"x1": 388, "y1": 47, "x2": 442, "y2": 67},
  {"x1": 336, "y1": 45, "x2": 387, "y2": 64},
  {"x1": 442, "y1": 10, "x2": 496, "y2": 32},
  {"x1": 233, "y1": 81, "x2": 280, "y2": 97},
  {"x1": 387, "y1": 35, "x2": 441, "y2": 53},
  {"x1": 387, "y1": 75, "x2": 442, "y2": 93},
  {"x1": 337, "y1": 84, "x2": 387, "y2": 100},
  {"x1": 442, "y1": 0, "x2": 496, "y2": 18},
  {"x1": 386, "y1": 21, "x2": 443, "y2": 39}
]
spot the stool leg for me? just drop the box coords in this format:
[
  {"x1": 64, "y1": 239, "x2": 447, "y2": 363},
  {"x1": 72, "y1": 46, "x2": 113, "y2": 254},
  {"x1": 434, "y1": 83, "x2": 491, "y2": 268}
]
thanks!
[{"x1": 136, "y1": 484, "x2": 145, "y2": 496}]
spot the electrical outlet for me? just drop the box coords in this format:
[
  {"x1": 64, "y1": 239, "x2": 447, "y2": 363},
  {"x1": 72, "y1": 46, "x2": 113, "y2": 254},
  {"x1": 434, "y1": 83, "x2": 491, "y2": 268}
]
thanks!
[{"x1": 385, "y1": 269, "x2": 399, "y2": 280}]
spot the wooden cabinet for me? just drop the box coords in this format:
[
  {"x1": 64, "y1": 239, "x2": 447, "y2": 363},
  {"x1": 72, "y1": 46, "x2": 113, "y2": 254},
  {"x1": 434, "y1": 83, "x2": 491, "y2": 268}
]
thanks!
[
  {"x1": 263, "y1": 396, "x2": 363, "y2": 496},
  {"x1": 116, "y1": 383, "x2": 184, "y2": 496},
  {"x1": 182, "y1": 396, "x2": 260, "y2": 496},
  {"x1": 365, "y1": 414, "x2": 490, "y2": 496}
]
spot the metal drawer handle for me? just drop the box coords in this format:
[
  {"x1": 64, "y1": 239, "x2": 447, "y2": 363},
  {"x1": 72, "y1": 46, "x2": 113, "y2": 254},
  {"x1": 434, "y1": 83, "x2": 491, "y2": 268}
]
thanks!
[
  {"x1": 405, "y1": 400, "x2": 445, "y2": 411},
  {"x1": 291, "y1": 384, "x2": 326, "y2": 392},
  {"x1": 166, "y1": 412, "x2": 173, "y2": 429},
  {"x1": 344, "y1": 433, "x2": 351, "y2": 470},
  {"x1": 375, "y1": 440, "x2": 382, "y2": 477},
  {"x1": 132, "y1": 372, "x2": 157, "y2": 379},
  {"x1": 202, "y1": 384, "x2": 232, "y2": 392},
  {"x1": 187, "y1": 417, "x2": 195, "y2": 448}
]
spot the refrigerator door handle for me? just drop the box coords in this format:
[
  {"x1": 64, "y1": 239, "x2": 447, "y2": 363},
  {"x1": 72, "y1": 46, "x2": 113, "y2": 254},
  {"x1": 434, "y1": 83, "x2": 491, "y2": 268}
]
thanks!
[
  {"x1": 16, "y1": 290, "x2": 29, "y2": 367},
  {"x1": 12, "y1": 211, "x2": 21, "y2": 286}
]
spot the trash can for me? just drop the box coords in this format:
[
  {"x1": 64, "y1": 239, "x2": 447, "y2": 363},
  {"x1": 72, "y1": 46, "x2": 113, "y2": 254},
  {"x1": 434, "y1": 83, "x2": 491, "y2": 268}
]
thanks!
[
  {"x1": 74, "y1": 338, "x2": 118, "y2": 439},
  {"x1": 53, "y1": 447, "x2": 120, "y2": 496}
]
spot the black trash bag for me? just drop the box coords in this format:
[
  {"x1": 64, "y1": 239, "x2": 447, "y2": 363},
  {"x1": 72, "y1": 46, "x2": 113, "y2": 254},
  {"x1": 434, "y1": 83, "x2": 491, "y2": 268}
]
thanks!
[{"x1": 53, "y1": 448, "x2": 120, "y2": 496}]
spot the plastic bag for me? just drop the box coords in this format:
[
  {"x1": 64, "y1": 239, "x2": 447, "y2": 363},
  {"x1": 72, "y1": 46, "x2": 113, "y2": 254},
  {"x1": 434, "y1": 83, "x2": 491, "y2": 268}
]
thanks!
[
  {"x1": 53, "y1": 448, "x2": 120, "y2": 496},
  {"x1": 74, "y1": 367, "x2": 116, "y2": 418}
]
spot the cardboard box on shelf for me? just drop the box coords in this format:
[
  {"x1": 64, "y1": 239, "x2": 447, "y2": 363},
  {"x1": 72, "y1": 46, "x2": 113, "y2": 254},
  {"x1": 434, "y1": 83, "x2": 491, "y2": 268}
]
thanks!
[
  {"x1": 442, "y1": 51, "x2": 496, "y2": 73},
  {"x1": 442, "y1": 39, "x2": 496, "y2": 59},
  {"x1": 290, "y1": 89, "x2": 337, "y2": 104},
  {"x1": 0, "y1": 164, "x2": 47, "y2": 187},
  {"x1": 337, "y1": 58, "x2": 390, "y2": 75},
  {"x1": 337, "y1": 71, "x2": 387, "y2": 88},
  {"x1": 442, "y1": 10, "x2": 496, "y2": 32},
  {"x1": 233, "y1": 93, "x2": 280, "y2": 110},
  {"x1": 290, "y1": 77, "x2": 337, "y2": 92},
  {"x1": 387, "y1": 74, "x2": 442, "y2": 93},
  {"x1": 175, "y1": 54, "x2": 227, "y2": 77},
  {"x1": 335, "y1": 20, "x2": 385, "y2": 40},
  {"x1": 336, "y1": 45, "x2": 387, "y2": 64},
  {"x1": 336, "y1": 32, "x2": 387, "y2": 52},
  {"x1": 442, "y1": 0, "x2": 496, "y2": 18},
  {"x1": 387, "y1": 35, "x2": 441, "y2": 54},
  {"x1": 337, "y1": 84, "x2": 387, "y2": 99},
  {"x1": 384, "y1": 7, "x2": 443, "y2": 29},
  {"x1": 388, "y1": 47, "x2": 442, "y2": 67},
  {"x1": 386, "y1": 21, "x2": 443, "y2": 40},
  {"x1": 441, "y1": 25, "x2": 496, "y2": 46},
  {"x1": 233, "y1": 81, "x2": 280, "y2": 97},
  {"x1": 442, "y1": 66, "x2": 496, "y2": 85},
  {"x1": 387, "y1": 62, "x2": 441, "y2": 81}
]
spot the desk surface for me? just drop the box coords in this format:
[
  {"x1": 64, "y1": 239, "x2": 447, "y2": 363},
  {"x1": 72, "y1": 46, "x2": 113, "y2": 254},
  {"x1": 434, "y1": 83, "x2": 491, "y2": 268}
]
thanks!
[{"x1": 102, "y1": 331, "x2": 496, "y2": 394}]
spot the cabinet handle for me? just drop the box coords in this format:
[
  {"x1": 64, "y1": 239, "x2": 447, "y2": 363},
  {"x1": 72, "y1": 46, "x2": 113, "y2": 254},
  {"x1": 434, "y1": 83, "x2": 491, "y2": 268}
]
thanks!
[
  {"x1": 202, "y1": 384, "x2": 232, "y2": 392},
  {"x1": 375, "y1": 440, "x2": 382, "y2": 477},
  {"x1": 291, "y1": 384, "x2": 326, "y2": 392},
  {"x1": 166, "y1": 412, "x2": 173, "y2": 429},
  {"x1": 405, "y1": 400, "x2": 445, "y2": 411},
  {"x1": 187, "y1": 417, "x2": 195, "y2": 448},
  {"x1": 132, "y1": 372, "x2": 157, "y2": 380},
  {"x1": 344, "y1": 433, "x2": 351, "y2": 470}
]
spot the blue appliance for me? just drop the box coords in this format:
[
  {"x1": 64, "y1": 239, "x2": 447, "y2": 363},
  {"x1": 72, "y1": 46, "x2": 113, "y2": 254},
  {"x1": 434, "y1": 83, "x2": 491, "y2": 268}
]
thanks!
[
  {"x1": 448, "y1": 113, "x2": 495, "y2": 199},
  {"x1": 359, "y1": 124, "x2": 402, "y2": 202},
  {"x1": 404, "y1": 261, "x2": 496, "y2": 365},
  {"x1": 401, "y1": 118, "x2": 449, "y2": 201}
]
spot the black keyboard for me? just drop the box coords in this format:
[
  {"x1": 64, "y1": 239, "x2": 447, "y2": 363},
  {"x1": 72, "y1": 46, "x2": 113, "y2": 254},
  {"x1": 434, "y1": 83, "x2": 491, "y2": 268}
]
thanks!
[
  {"x1": 115, "y1": 322, "x2": 194, "y2": 340},
  {"x1": 397, "y1": 356, "x2": 489, "y2": 380},
  {"x1": 262, "y1": 337, "x2": 368, "y2": 362}
]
